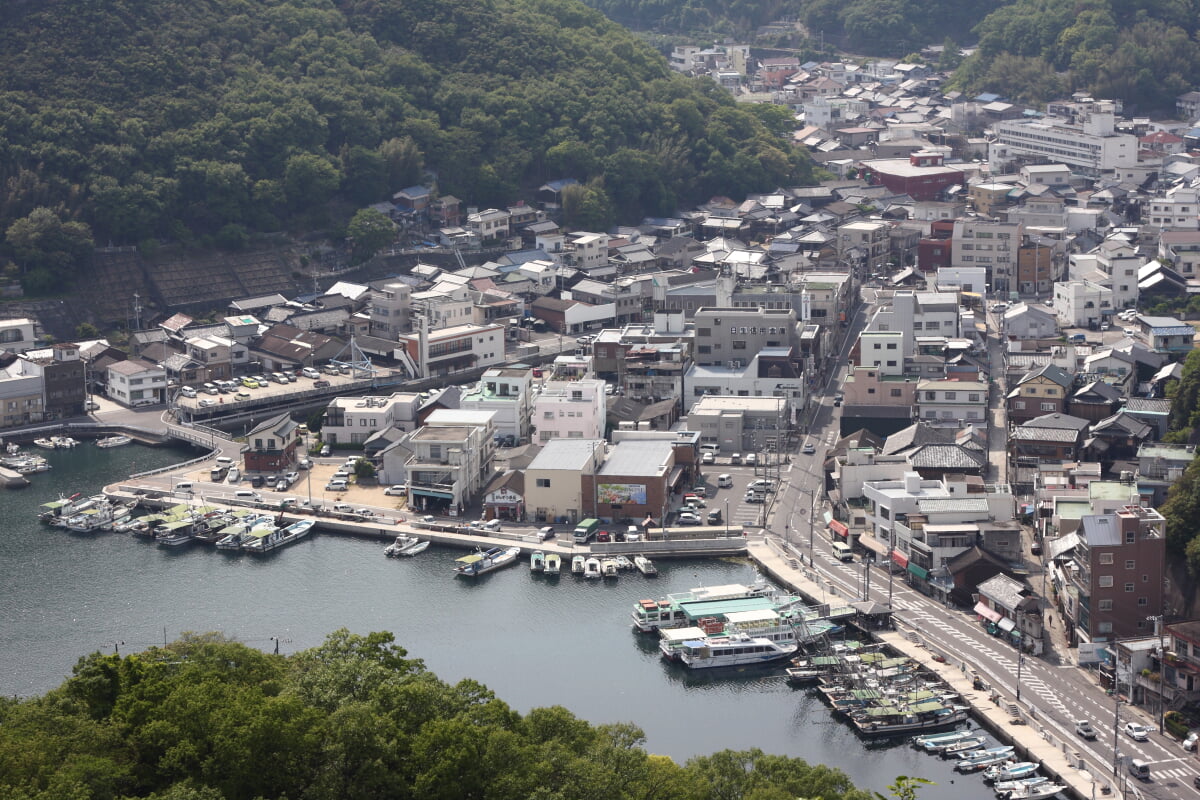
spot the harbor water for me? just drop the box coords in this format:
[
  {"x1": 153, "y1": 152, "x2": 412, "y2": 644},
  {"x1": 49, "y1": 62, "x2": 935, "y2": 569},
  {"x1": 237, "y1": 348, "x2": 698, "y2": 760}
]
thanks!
[{"x1": 1, "y1": 444, "x2": 973, "y2": 799}]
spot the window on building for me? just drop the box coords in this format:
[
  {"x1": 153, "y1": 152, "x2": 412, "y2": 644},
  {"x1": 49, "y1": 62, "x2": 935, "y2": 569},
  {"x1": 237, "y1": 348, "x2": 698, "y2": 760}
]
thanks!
[
  {"x1": 1126, "y1": 531, "x2": 1135, "y2": 543},
  {"x1": 732, "y1": 341, "x2": 747, "y2": 350},
  {"x1": 890, "y1": 388, "x2": 902, "y2": 397},
  {"x1": 1098, "y1": 622, "x2": 1113, "y2": 634},
  {"x1": 969, "y1": 394, "x2": 980, "y2": 402},
  {"x1": 1040, "y1": 402, "x2": 1055, "y2": 411},
  {"x1": 945, "y1": 392, "x2": 956, "y2": 400},
  {"x1": 1098, "y1": 575, "x2": 1113, "y2": 587},
  {"x1": 1099, "y1": 599, "x2": 1113, "y2": 611},
  {"x1": 1125, "y1": 559, "x2": 1135, "y2": 569},
  {"x1": 1138, "y1": 597, "x2": 1148, "y2": 606},
  {"x1": 1125, "y1": 583, "x2": 1134, "y2": 593},
  {"x1": 1099, "y1": 553, "x2": 1114, "y2": 564},
  {"x1": 536, "y1": 478, "x2": 550, "y2": 488}
]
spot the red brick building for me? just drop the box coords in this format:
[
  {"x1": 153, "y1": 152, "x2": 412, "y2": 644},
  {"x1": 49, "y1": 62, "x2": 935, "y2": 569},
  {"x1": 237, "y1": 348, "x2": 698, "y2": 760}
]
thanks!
[
  {"x1": 243, "y1": 413, "x2": 300, "y2": 473},
  {"x1": 859, "y1": 152, "x2": 964, "y2": 201}
]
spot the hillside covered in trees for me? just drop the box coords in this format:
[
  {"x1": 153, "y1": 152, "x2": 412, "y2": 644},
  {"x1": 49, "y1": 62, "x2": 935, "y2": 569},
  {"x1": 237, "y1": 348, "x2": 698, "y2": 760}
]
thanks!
[
  {"x1": 0, "y1": 630, "x2": 884, "y2": 800},
  {"x1": 0, "y1": 0, "x2": 812, "y2": 292}
]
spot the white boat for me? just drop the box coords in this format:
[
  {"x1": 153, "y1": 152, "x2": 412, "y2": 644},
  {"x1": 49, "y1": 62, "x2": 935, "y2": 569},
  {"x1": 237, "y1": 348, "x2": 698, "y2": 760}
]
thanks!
[
  {"x1": 33, "y1": 438, "x2": 56, "y2": 450},
  {"x1": 601, "y1": 558, "x2": 619, "y2": 578},
  {"x1": 244, "y1": 519, "x2": 315, "y2": 554},
  {"x1": 614, "y1": 555, "x2": 633, "y2": 570},
  {"x1": 998, "y1": 783, "x2": 1064, "y2": 800},
  {"x1": 914, "y1": 730, "x2": 974, "y2": 749},
  {"x1": 454, "y1": 546, "x2": 520, "y2": 577},
  {"x1": 215, "y1": 515, "x2": 268, "y2": 550},
  {"x1": 155, "y1": 517, "x2": 202, "y2": 547},
  {"x1": 634, "y1": 555, "x2": 658, "y2": 576},
  {"x1": 571, "y1": 555, "x2": 585, "y2": 575},
  {"x1": 62, "y1": 499, "x2": 131, "y2": 533},
  {"x1": 583, "y1": 557, "x2": 602, "y2": 579},
  {"x1": 96, "y1": 435, "x2": 132, "y2": 448},
  {"x1": 38, "y1": 493, "x2": 87, "y2": 523},
  {"x1": 677, "y1": 632, "x2": 798, "y2": 669},
  {"x1": 630, "y1": 578, "x2": 773, "y2": 632},
  {"x1": 544, "y1": 553, "x2": 561, "y2": 575},
  {"x1": 658, "y1": 608, "x2": 801, "y2": 661},
  {"x1": 53, "y1": 436, "x2": 79, "y2": 448},
  {"x1": 530, "y1": 551, "x2": 545, "y2": 572},
  {"x1": 12, "y1": 457, "x2": 51, "y2": 474},
  {"x1": 940, "y1": 737, "x2": 987, "y2": 757},
  {"x1": 385, "y1": 535, "x2": 428, "y2": 557},
  {"x1": 993, "y1": 777, "x2": 1051, "y2": 797},
  {"x1": 984, "y1": 762, "x2": 1039, "y2": 783}
]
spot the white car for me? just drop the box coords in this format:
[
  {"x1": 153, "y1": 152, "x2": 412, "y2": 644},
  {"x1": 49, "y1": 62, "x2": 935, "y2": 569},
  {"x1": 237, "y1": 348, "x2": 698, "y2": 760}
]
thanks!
[
  {"x1": 199, "y1": 399, "x2": 216, "y2": 408},
  {"x1": 1124, "y1": 722, "x2": 1149, "y2": 742},
  {"x1": 301, "y1": 367, "x2": 321, "y2": 379},
  {"x1": 284, "y1": 471, "x2": 299, "y2": 484},
  {"x1": 747, "y1": 479, "x2": 776, "y2": 493},
  {"x1": 180, "y1": 386, "x2": 197, "y2": 398},
  {"x1": 745, "y1": 453, "x2": 757, "y2": 466},
  {"x1": 702, "y1": 452, "x2": 715, "y2": 464},
  {"x1": 676, "y1": 511, "x2": 702, "y2": 525},
  {"x1": 384, "y1": 485, "x2": 407, "y2": 496}
]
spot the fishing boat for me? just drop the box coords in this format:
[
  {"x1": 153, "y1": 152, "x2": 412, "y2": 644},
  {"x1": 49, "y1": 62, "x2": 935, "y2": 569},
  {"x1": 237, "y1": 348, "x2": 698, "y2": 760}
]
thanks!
[
  {"x1": 12, "y1": 456, "x2": 51, "y2": 474},
  {"x1": 677, "y1": 632, "x2": 798, "y2": 669},
  {"x1": 571, "y1": 554, "x2": 585, "y2": 575},
  {"x1": 384, "y1": 535, "x2": 428, "y2": 557},
  {"x1": 155, "y1": 518, "x2": 201, "y2": 547},
  {"x1": 997, "y1": 783, "x2": 1064, "y2": 800},
  {"x1": 530, "y1": 551, "x2": 545, "y2": 572},
  {"x1": 785, "y1": 655, "x2": 842, "y2": 684},
  {"x1": 852, "y1": 703, "x2": 970, "y2": 737},
  {"x1": 983, "y1": 762, "x2": 1040, "y2": 783},
  {"x1": 956, "y1": 747, "x2": 1016, "y2": 772},
  {"x1": 915, "y1": 729, "x2": 977, "y2": 753},
  {"x1": 583, "y1": 557, "x2": 602, "y2": 579},
  {"x1": 614, "y1": 555, "x2": 633, "y2": 570},
  {"x1": 243, "y1": 519, "x2": 315, "y2": 554},
  {"x1": 54, "y1": 436, "x2": 79, "y2": 448},
  {"x1": 940, "y1": 737, "x2": 987, "y2": 758},
  {"x1": 37, "y1": 493, "x2": 87, "y2": 523},
  {"x1": 544, "y1": 553, "x2": 561, "y2": 575},
  {"x1": 96, "y1": 435, "x2": 132, "y2": 448},
  {"x1": 601, "y1": 558, "x2": 619, "y2": 578},
  {"x1": 33, "y1": 438, "x2": 56, "y2": 450},
  {"x1": 215, "y1": 515, "x2": 268, "y2": 550},
  {"x1": 454, "y1": 546, "x2": 520, "y2": 577},
  {"x1": 633, "y1": 555, "x2": 658, "y2": 576},
  {"x1": 993, "y1": 778, "x2": 1052, "y2": 798}
]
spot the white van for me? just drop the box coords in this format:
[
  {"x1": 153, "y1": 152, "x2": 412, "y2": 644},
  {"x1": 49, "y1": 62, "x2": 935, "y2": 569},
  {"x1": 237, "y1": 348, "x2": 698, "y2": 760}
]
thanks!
[
  {"x1": 201, "y1": 383, "x2": 219, "y2": 395},
  {"x1": 234, "y1": 490, "x2": 261, "y2": 502},
  {"x1": 832, "y1": 541, "x2": 854, "y2": 562},
  {"x1": 174, "y1": 481, "x2": 194, "y2": 493},
  {"x1": 215, "y1": 456, "x2": 233, "y2": 467},
  {"x1": 700, "y1": 443, "x2": 721, "y2": 454},
  {"x1": 717, "y1": 474, "x2": 734, "y2": 488},
  {"x1": 326, "y1": 479, "x2": 348, "y2": 492}
]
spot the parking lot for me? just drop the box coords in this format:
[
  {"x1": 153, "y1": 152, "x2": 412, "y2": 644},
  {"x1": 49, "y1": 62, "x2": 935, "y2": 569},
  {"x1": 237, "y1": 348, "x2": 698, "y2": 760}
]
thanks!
[
  {"x1": 173, "y1": 368, "x2": 382, "y2": 413},
  {"x1": 689, "y1": 463, "x2": 786, "y2": 531}
]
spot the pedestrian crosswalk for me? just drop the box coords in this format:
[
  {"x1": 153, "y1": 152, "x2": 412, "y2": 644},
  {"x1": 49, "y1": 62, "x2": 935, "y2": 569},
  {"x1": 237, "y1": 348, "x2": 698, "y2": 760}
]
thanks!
[{"x1": 1154, "y1": 766, "x2": 1195, "y2": 781}]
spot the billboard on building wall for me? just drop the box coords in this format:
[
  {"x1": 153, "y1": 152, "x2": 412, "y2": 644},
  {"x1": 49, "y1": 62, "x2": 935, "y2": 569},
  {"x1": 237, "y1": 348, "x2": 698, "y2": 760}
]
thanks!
[{"x1": 597, "y1": 483, "x2": 647, "y2": 505}]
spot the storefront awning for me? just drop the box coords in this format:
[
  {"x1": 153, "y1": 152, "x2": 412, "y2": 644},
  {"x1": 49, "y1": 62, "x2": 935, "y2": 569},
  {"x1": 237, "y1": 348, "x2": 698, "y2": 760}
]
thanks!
[
  {"x1": 829, "y1": 520, "x2": 849, "y2": 538},
  {"x1": 412, "y1": 488, "x2": 454, "y2": 499},
  {"x1": 669, "y1": 465, "x2": 686, "y2": 486},
  {"x1": 907, "y1": 563, "x2": 929, "y2": 579},
  {"x1": 998, "y1": 616, "x2": 1016, "y2": 632},
  {"x1": 973, "y1": 602, "x2": 1002, "y2": 623},
  {"x1": 891, "y1": 550, "x2": 908, "y2": 568},
  {"x1": 859, "y1": 536, "x2": 888, "y2": 556}
]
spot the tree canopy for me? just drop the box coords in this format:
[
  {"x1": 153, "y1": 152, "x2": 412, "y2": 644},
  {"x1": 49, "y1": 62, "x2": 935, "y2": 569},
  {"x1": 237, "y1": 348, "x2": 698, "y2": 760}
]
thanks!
[
  {"x1": 0, "y1": 0, "x2": 814, "y2": 279},
  {"x1": 0, "y1": 630, "x2": 884, "y2": 800}
]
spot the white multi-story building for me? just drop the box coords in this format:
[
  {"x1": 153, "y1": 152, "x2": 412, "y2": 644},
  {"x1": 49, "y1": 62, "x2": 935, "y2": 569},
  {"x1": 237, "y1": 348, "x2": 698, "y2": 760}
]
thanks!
[
  {"x1": 1146, "y1": 185, "x2": 1200, "y2": 230},
  {"x1": 915, "y1": 378, "x2": 987, "y2": 426},
  {"x1": 395, "y1": 322, "x2": 505, "y2": 379},
  {"x1": 404, "y1": 409, "x2": 497, "y2": 514},
  {"x1": 370, "y1": 281, "x2": 412, "y2": 338},
  {"x1": 685, "y1": 395, "x2": 788, "y2": 452},
  {"x1": 0, "y1": 354, "x2": 44, "y2": 428},
  {"x1": 863, "y1": 290, "x2": 962, "y2": 362},
  {"x1": 1052, "y1": 280, "x2": 1113, "y2": 327},
  {"x1": 935, "y1": 266, "x2": 988, "y2": 294},
  {"x1": 460, "y1": 367, "x2": 534, "y2": 444},
  {"x1": 951, "y1": 219, "x2": 1022, "y2": 294},
  {"x1": 1069, "y1": 240, "x2": 1141, "y2": 310},
  {"x1": 0, "y1": 318, "x2": 38, "y2": 354},
  {"x1": 106, "y1": 359, "x2": 166, "y2": 407},
  {"x1": 566, "y1": 232, "x2": 608, "y2": 272},
  {"x1": 683, "y1": 348, "x2": 807, "y2": 412},
  {"x1": 837, "y1": 220, "x2": 891, "y2": 272},
  {"x1": 990, "y1": 103, "x2": 1138, "y2": 175},
  {"x1": 466, "y1": 208, "x2": 510, "y2": 243},
  {"x1": 321, "y1": 393, "x2": 421, "y2": 446},
  {"x1": 531, "y1": 378, "x2": 606, "y2": 443}
]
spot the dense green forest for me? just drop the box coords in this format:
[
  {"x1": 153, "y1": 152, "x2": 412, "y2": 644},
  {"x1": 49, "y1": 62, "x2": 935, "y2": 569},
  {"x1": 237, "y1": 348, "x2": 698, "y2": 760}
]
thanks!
[
  {"x1": 0, "y1": 0, "x2": 813, "y2": 292},
  {"x1": 1160, "y1": 349, "x2": 1200, "y2": 573},
  {"x1": 0, "y1": 630, "x2": 892, "y2": 800}
]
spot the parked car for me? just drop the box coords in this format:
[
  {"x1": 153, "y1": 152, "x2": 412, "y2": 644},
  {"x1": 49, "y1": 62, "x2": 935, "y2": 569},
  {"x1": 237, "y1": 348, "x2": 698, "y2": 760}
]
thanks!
[
  {"x1": 283, "y1": 471, "x2": 299, "y2": 484},
  {"x1": 298, "y1": 458, "x2": 312, "y2": 469},
  {"x1": 537, "y1": 526, "x2": 555, "y2": 541},
  {"x1": 747, "y1": 479, "x2": 776, "y2": 493},
  {"x1": 744, "y1": 492, "x2": 764, "y2": 504},
  {"x1": 1075, "y1": 720, "x2": 1097, "y2": 740},
  {"x1": 596, "y1": 530, "x2": 611, "y2": 542},
  {"x1": 1124, "y1": 722, "x2": 1149, "y2": 742},
  {"x1": 834, "y1": 393, "x2": 844, "y2": 407},
  {"x1": 1182, "y1": 731, "x2": 1197, "y2": 752},
  {"x1": 676, "y1": 511, "x2": 702, "y2": 525},
  {"x1": 250, "y1": 476, "x2": 265, "y2": 488},
  {"x1": 314, "y1": 379, "x2": 331, "y2": 388},
  {"x1": 180, "y1": 386, "x2": 197, "y2": 398},
  {"x1": 707, "y1": 509, "x2": 722, "y2": 524},
  {"x1": 320, "y1": 444, "x2": 331, "y2": 456},
  {"x1": 384, "y1": 485, "x2": 407, "y2": 496},
  {"x1": 199, "y1": 398, "x2": 217, "y2": 407},
  {"x1": 301, "y1": 367, "x2": 321, "y2": 379}
]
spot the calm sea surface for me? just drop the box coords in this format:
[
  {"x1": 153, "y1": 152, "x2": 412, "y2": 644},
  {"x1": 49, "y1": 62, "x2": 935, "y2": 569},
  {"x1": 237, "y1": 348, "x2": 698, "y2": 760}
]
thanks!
[{"x1": 0, "y1": 444, "x2": 982, "y2": 798}]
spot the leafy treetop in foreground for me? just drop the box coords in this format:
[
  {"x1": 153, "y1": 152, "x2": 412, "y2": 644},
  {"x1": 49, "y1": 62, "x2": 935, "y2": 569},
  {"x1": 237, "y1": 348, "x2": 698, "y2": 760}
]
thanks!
[{"x1": 0, "y1": 630, "x2": 881, "y2": 800}]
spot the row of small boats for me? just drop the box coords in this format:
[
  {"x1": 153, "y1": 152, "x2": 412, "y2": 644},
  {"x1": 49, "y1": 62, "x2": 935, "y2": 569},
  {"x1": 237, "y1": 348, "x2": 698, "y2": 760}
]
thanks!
[
  {"x1": 39, "y1": 494, "x2": 136, "y2": 532},
  {"x1": 569, "y1": 553, "x2": 658, "y2": 579},
  {"x1": 33, "y1": 435, "x2": 79, "y2": 449},
  {"x1": 912, "y1": 731, "x2": 1064, "y2": 798}
]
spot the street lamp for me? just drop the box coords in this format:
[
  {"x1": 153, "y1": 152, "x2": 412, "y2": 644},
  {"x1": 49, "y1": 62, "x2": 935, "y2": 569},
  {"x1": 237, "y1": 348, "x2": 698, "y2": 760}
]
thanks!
[
  {"x1": 1148, "y1": 614, "x2": 1165, "y2": 734},
  {"x1": 724, "y1": 498, "x2": 729, "y2": 536}
]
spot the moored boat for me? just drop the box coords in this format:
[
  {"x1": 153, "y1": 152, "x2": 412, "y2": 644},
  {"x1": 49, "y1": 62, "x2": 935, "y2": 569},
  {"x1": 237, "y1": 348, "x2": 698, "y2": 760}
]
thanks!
[
  {"x1": 629, "y1": 578, "x2": 774, "y2": 632},
  {"x1": 983, "y1": 762, "x2": 1039, "y2": 783},
  {"x1": 940, "y1": 737, "x2": 987, "y2": 757},
  {"x1": 33, "y1": 438, "x2": 56, "y2": 450},
  {"x1": 913, "y1": 730, "x2": 975, "y2": 749},
  {"x1": 956, "y1": 746, "x2": 1016, "y2": 772},
  {"x1": 633, "y1": 555, "x2": 658, "y2": 576},
  {"x1": 243, "y1": 519, "x2": 315, "y2": 554},
  {"x1": 454, "y1": 546, "x2": 520, "y2": 577},
  {"x1": 530, "y1": 551, "x2": 545, "y2": 572},
  {"x1": 583, "y1": 557, "x2": 602, "y2": 579},
  {"x1": 38, "y1": 493, "x2": 87, "y2": 523},
  {"x1": 96, "y1": 435, "x2": 132, "y2": 448},
  {"x1": 614, "y1": 555, "x2": 633, "y2": 570},
  {"x1": 852, "y1": 703, "x2": 970, "y2": 737},
  {"x1": 678, "y1": 632, "x2": 798, "y2": 669},
  {"x1": 544, "y1": 553, "x2": 561, "y2": 575},
  {"x1": 571, "y1": 555, "x2": 585, "y2": 575},
  {"x1": 998, "y1": 783, "x2": 1064, "y2": 800},
  {"x1": 993, "y1": 777, "x2": 1050, "y2": 797},
  {"x1": 601, "y1": 558, "x2": 619, "y2": 578},
  {"x1": 384, "y1": 535, "x2": 428, "y2": 557}
]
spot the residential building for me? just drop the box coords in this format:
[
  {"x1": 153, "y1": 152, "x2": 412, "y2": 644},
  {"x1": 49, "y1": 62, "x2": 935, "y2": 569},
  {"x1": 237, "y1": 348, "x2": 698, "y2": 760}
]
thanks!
[
  {"x1": 0, "y1": 353, "x2": 44, "y2": 428},
  {"x1": 685, "y1": 395, "x2": 788, "y2": 452},
  {"x1": 523, "y1": 438, "x2": 606, "y2": 524},
  {"x1": 1060, "y1": 506, "x2": 1166, "y2": 643},
  {"x1": 322, "y1": 393, "x2": 421, "y2": 446},
  {"x1": 395, "y1": 322, "x2": 505, "y2": 379},
  {"x1": 532, "y1": 379, "x2": 606, "y2": 443},
  {"x1": 105, "y1": 359, "x2": 166, "y2": 407},
  {"x1": 243, "y1": 413, "x2": 300, "y2": 473},
  {"x1": 23, "y1": 343, "x2": 85, "y2": 420},
  {"x1": 1002, "y1": 304, "x2": 1058, "y2": 339},
  {"x1": 1010, "y1": 413, "x2": 1091, "y2": 461},
  {"x1": 684, "y1": 348, "x2": 807, "y2": 411},
  {"x1": 184, "y1": 334, "x2": 246, "y2": 382},
  {"x1": 837, "y1": 220, "x2": 891, "y2": 273},
  {"x1": 1158, "y1": 230, "x2": 1200, "y2": 278},
  {"x1": 1145, "y1": 185, "x2": 1200, "y2": 230},
  {"x1": 459, "y1": 367, "x2": 534, "y2": 443},
  {"x1": 1007, "y1": 364, "x2": 1073, "y2": 422},
  {"x1": 1134, "y1": 315, "x2": 1195, "y2": 355},
  {"x1": 465, "y1": 208, "x2": 510, "y2": 243},
  {"x1": 935, "y1": 266, "x2": 988, "y2": 294},
  {"x1": 1016, "y1": 238, "x2": 1061, "y2": 296},
  {"x1": 369, "y1": 281, "x2": 412, "y2": 338},
  {"x1": 915, "y1": 378, "x2": 987, "y2": 426},
  {"x1": 692, "y1": 307, "x2": 801, "y2": 367},
  {"x1": 974, "y1": 574, "x2": 1044, "y2": 654},
  {"x1": 565, "y1": 232, "x2": 608, "y2": 272},
  {"x1": 404, "y1": 412, "x2": 496, "y2": 515},
  {"x1": 1052, "y1": 280, "x2": 1112, "y2": 328},
  {"x1": 951, "y1": 219, "x2": 1022, "y2": 294},
  {"x1": 0, "y1": 318, "x2": 37, "y2": 354}
]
